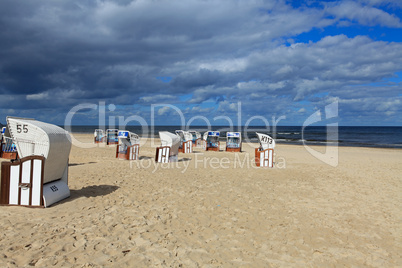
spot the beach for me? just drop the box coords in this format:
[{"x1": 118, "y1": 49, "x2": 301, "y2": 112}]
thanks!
[{"x1": 0, "y1": 133, "x2": 401, "y2": 267}]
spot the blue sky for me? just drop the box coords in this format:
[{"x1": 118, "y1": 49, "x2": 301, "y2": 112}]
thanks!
[{"x1": 0, "y1": 0, "x2": 401, "y2": 126}]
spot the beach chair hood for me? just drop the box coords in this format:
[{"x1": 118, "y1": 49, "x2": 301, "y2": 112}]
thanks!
[
  {"x1": 94, "y1": 129, "x2": 104, "y2": 137},
  {"x1": 118, "y1": 130, "x2": 140, "y2": 147},
  {"x1": 227, "y1": 132, "x2": 241, "y2": 141},
  {"x1": 256, "y1": 132, "x2": 275, "y2": 150},
  {"x1": 189, "y1": 131, "x2": 201, "y2": 140},
  {"x1": 6, "y1": 117, "x2": 71, "y2": 184},
  {"x1": 176, "y1": 130, "x2": 193, "y2": 142},
  {"x1": 159, "y1": 131, "x2": 180, "y2": 155}
]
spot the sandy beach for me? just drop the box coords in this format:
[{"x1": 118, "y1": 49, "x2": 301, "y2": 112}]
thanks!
[{"x1": 0, "y1": 133, "x2": 401, "y2": 267}]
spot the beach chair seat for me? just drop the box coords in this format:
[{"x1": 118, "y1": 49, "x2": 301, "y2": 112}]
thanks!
[
  {"x1": 226, "y1": 132, "x2": 242, "y2": 152},
  {"x1": 204, "y1": 131, "x2": 220, "y2": 151},
  {"x1": 106, "y1": 129, "x2": 119, "y2": 145}
]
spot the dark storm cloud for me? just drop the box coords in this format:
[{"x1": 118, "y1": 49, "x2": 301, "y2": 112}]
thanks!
[{"x1": 0, "y1": 0, "x2": 401, "y2": 125}]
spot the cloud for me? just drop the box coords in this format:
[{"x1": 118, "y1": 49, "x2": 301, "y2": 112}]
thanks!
[
  {"x1": 157, "y1": 106, "x2": 170, "y2": 116},
  {"x1": 0, "y1": 0, "x2": 401, "y2": 125},
  {"x1": 326, "y1": 1, "x2": 402, "y2": 27},
  {"x1": 140, "y1": 94, "x2": 177, "y2": 103}
]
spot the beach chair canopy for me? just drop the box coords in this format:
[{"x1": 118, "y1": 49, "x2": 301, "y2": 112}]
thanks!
[
  {"x1": 207, "y1": 131, "x2": 220, "y2": 141},
  {"x1": 189, "y1": 130, "x2": 201, "y2": 141},
  {"x1": 203, "y1": 132, "x2": 208, "y2": 140},
  {"x1": 94, "y1": 129, "x2": 104, "y2": 137},
  {"x1": 106, "y1": 129, "x2": 118, "y2": 142},
  {"x1": 6, "y1": 117, "x2": 71, "y2": 184},
  {"x1": 106, "y1": 129, "x2": 118, "y2": 135},
  {"x1": 159, "y1": 131, "x2": 180, "y2": 155},
  {"x1": 256, "y1": 132, "x2": 275, "y2": 150},
  {"x1": 175, "y1": 130, "x2": 193, "y2": 142},
  {"x1": 118, "y1": 130, "x2": 140, "y2": 147},
  {"x1": 226, "y1": 132, "x2": 241, "y2": 148}
]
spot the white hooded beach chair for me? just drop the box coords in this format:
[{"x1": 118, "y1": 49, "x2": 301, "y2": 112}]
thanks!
[
  {"x1": 116, "y1": 131, "x2": 140, "y2": 160},
  {"x1": 94, "y1": 129, "x2": 106, "y2": 143},
  {"x1": 175, "y1": 130, "x2": 193, "y2": 153},
  {"x1": 106, "y1": 129, "x2": 119, "y2": 145},
  {"x1": 155, "y1": 131, "x2": 180, "y2": 163},
  {"x1": 0, "y1": 127, "x2": 18, "y2": 159},
  {"x1": 203, "y1": 131, "x2": 220, "y2": 151},
  {"x1": 0, "y1": 117, "x2": 72, "y2": 207},
  {"x1": 189, "y1": 130, "x2": 201, "y2": 147},
  {"x1": 255, "y1": 132, "x2": 276, "y2": 167},
  {"x1": 226, "y1": 132, "x2": 242, "y2": 152}
]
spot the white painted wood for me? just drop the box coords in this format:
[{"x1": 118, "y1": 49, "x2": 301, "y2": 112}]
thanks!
[
  {"x1": 42, "y1": 180, "x2": 70, "y2": 207},
  {"x1": 9, "y1": 165, "x2": 20, "y2": 205},
  {"x1": 259, "y1": 149, "x2": 274, "y2": 168},
  {"x1": 20, "y1": 160, "x2": 31, "y2": 206},
  {"x1": 129, "y1": 145, "x2": 139, "y2": 160},
  {"x1": 32, "y1": 159, "x2": 42, "y2": 206},
  {"x1": 183, "y1": 141, "x2": 193, "y2": 153}
]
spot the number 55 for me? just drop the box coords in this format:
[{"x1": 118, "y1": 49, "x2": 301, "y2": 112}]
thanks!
[{"x1": 16, "y1": 124, "x2": 28, "y2": 133}]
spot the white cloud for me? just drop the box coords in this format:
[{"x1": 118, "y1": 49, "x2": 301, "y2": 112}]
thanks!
[
  {"x1": 26, "y1": 92, "x2": 49, "y2": 100},
  {"x1": 140, "y1": 94, "x2": 177, "y2": 103},
  {"x1": 157, "y1": 106, "x2": 170, "y2": 116},
  {"x1": 326, "y1": 1, "x2": 402, "y2": 27}
]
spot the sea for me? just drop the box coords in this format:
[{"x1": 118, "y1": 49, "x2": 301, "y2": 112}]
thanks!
[{"x1": 65, "y1": 125, "x2": 402, "y2": 149}]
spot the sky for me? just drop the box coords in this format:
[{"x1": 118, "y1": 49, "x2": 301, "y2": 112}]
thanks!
[{"x1": 0, "y1": 0, "x2": 401, "y2": 127}]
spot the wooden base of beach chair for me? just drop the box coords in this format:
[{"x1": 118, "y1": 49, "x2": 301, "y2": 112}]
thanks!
[
  {"x1": 206, "y1": 146, "x2": 219, "y2": 151},
  {"x1": 116, "y1": 144, "x2": 140, "y2": 160},
  {"x1": 0, "y1": 151, "x2": 18, "y2": 159},
  {"x1": 107, "y1": 141, "x2": 119, "y2": 145},
  {"x1": 155, "y1": 146, "x2": 178, "y2": 163},
  {"x1": 0, "y1": 156, "x2": 70, "y2": 208},
  {"x1": 193, "y1": 138, "x2": 201, "y2": 147},
  {"x1": 226, "y1": 147, "x2": 241, "y2": 152},
  {"x1": 255, "y1": 148, "x2": 274, "y2": 167},
  {"x1": 94, "y1": 137, "x2": 106, "y2": 143},
  {"x1": 178, "y1": 141, "x2": 193, "y2": 153}
]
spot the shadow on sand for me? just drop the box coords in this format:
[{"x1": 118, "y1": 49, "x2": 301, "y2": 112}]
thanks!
[
  {"x1": 67, "y1": 185, "x2": 119, "y2": 201},
  {"x1": 69, "y1": 162, "x2": 97, "y2": 167},
  {"x1": 138, "y1": 156, "x2": 153, "y2": 160}
]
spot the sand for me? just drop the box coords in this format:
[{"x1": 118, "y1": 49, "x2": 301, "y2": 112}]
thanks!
[{"x1": 0, "y1": 133, "x2": 401, "y2": 267}]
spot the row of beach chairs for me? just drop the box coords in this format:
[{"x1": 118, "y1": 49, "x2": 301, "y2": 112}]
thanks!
[
  {"x1": 96, "y1": 129, "x2": 275, "y2": 167},
  {"x1": 0, "y1": 117, "x2": 276, "y2": 209}
]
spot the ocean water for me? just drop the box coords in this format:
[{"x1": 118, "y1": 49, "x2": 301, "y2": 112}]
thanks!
[{"x1": 65, "y1": 125, "x2": 402, "y2": 149}]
